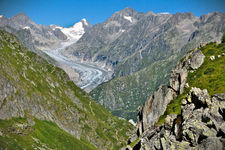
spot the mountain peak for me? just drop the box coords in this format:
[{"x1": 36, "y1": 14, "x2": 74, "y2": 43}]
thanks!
[
  {"x1": 12, "y1": 12, "x2": 29, "y2": 19},
  {"x1": 80, "y1": 18, "x2": 91, "y2": 27},
  {"x1": 10, "y1": 12, "x2": 33, "y2": 26},
  {"x1": 122, "y1": 7, "x2": 136, "y2": 13}
]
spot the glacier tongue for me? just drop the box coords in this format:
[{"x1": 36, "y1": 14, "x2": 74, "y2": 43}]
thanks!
[{"x1": 44, "y1": 19, "x2": 112, "y2": 92}]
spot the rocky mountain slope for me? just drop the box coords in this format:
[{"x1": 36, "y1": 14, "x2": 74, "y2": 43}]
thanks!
[
  {"x1": 64, "y1": 7, "x2": 225, "y2": 120},
  {"x1": 0, "y1": 30, "x2": 134, "y2": 149},
  {"x1": 124, "y1": 35, "x2": 225, "y2": 149}
]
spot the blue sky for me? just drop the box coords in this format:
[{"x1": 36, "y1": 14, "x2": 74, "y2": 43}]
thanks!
[{"x1": 0, "y1": 0, "x2": 225, "y2": 27}]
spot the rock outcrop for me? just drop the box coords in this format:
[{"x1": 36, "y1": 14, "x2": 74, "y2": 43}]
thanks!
[
  {"x1": 137, "y1": 49, "x2": 205, "y2": 136},
  {"x1": 132, "y1": 88, "x2": 225, "y2": 150}
]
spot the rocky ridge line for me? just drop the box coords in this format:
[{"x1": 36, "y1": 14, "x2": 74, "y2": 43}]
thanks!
[
  {"x1": 136, "y1": 48, "x2": 205, "y2": 136},
  {"x1": 123, "y1": 42, "x2": 225, "y2": 149}
]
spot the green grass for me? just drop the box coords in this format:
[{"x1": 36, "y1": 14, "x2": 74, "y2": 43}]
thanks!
[
  {"x1": 156, "y1": 36, "x2": 225, "y2": 126},
  {"x1": 0, "y1": 118, "x2": 97, "y2": 150},
  {"x1": 188, "y1": 42, "x2": 225, "y2": 95},
  {"x1": 129, "y1": 138, "x2": 139, "y2": 148}
]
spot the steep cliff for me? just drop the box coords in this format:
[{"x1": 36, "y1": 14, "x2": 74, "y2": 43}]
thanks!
[
  {"x1": 125, "y1": 35, "x2": 225, "y2": 149},
  {"x1": 0, "y1": 30, "x2": 134, "y2": 149}
]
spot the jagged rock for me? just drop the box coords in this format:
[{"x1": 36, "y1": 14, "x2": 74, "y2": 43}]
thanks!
[
  {"x1": 170, "y1": 49, "x2": 205, "y2": 94},
  {"x1": 131, "y1": 88, "x2": 225, "y2": 150},
  {"x1": 189, "y1": 87, "x2": 210, "y2": 108},
  {"x1": 137, "y1": 49, "x2": 206, "y2": 137},
  {"x1": 137, "y1": 85, "x2": 177, "y2": 134},
  {"x1": 189, "y1": 50, "x2": 205, "y2": 70},
  {"x1": 165, "y1": 114, "x2": 177, "y2": 129},
  {"x1": 170, "y1": 67, "x2": 188, "y2": 94}
]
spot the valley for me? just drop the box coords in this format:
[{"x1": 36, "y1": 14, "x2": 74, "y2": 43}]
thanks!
[
  {"x1": 43, "y1": 48, "x2": 113, "y2": 92},
  {"x1": 0, "y1": 2, "x2": 225, "y2": 149}
]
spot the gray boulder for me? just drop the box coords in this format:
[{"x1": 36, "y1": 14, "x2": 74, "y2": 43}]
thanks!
[{"x1": 189, "y1": 50, "x2": 205, "y2": 70}]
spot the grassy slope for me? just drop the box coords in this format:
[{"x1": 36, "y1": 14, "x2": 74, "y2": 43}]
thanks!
[
  {"x1": 0, "y1": 30, "x2": 134, "y2": 149},
  {"x1": 0, "y1": 118, "x2": 97, "y2": 150},
  {"x1": 157, "y1": 38, "x2": 225, "y2": 125}
]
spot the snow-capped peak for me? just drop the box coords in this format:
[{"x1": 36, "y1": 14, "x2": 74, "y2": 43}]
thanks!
[
  {"x1": 81, "y1": 18, "x2": 89, "y2": 26},
  {"x1": 0, "y1": 15, "x2": 4, "y2": 18},
  {"x1": 123, "y1": 15, "x2": 133, "y2": 23},
  {"x1": 49, "y1": 19, "x2": 91, "y2": 44},
  {"x1": 61, "y1": 19, "x2": 91, "y2": 43}
]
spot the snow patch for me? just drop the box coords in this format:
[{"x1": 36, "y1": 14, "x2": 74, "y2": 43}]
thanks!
[
  {"x1": 0, "y1": 15, "x2": 3, "y2": 18},
  {"x1": 123, "y1": 15, "x2": 133, "y2": 23},
  {"x1": 159, "y1": 12, "x2": 170, "y2": 15},
  {"x1": 82, "y1": 18, "x2": 88, "y2": 26},
  {"x1": 50, "y1": 25, "x2": 63, "y2": 30},
  {"x1": 23, "y1": 26, "x2": 30, "y2": 30}
]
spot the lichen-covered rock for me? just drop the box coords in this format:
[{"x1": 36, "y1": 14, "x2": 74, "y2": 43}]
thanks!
[
  {"x1": 136, "y1": 49, "x2": 206, "y2": 137},
  {"x1": 169, "y1": 49, "x2": 205, "y2": 94},
  {"x1": 131, "y1": 88, "x2": 225, "y2": 150},
  {"x1": 189, "y1": 87, "x2": 210, "y2": 107},
  {"x1": 170, "y1": 65, "x2": 188, "y2": 94},
  {"x1": 137, "y1": 85, "x2": 177, "y2": 135},
  {"x1": 189, "y1": 50, "x2": 205, "y2": 70}
]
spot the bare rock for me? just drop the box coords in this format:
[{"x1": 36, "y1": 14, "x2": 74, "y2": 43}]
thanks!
[
  {"x1": 189, "y1": 87, "x2": 210, "y2": 108},
  {"x1": 138, "y1": 85, "x2": 177, "y2": 133},
  {"x1": 189, "y1": 50, "x2": 205, "y2": 69},
  {"x1": 165, "y1": 114, "x2": 177, "y2": 128},
  {"x1": 198, "y1": 137, "x2": 223, "y2": 150},
  {"x1": 210, "y1": 55, "x2": 215, "y2": 60}
]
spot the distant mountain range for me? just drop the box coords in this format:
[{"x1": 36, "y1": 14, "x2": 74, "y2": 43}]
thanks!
[
  {"x1": 0, "y1": 13, "x2": 91, "y2": 51},
  {"x1": 1, "y1": 8, "x2": 225, "y2": 121},
  {"x1": 63, "y1": 7, "x2": 225, "y2": 120}
]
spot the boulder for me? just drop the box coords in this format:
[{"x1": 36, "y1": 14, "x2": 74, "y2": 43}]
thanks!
[{"x1": 189, "y1": 50, "x2": 205, "y2": 69}]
